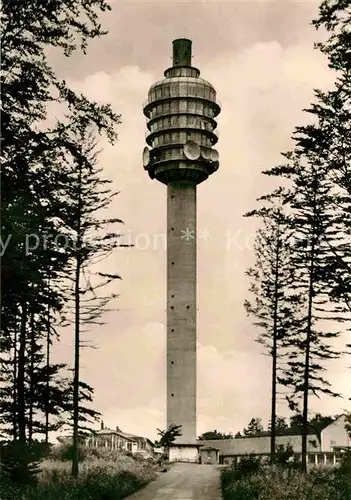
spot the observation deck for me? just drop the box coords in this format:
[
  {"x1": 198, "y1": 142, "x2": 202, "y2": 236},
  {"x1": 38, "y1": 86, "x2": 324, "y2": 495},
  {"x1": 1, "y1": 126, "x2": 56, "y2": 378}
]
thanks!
[{"x1": 142, "y1": 39, "x2": 220, "y2": 185}]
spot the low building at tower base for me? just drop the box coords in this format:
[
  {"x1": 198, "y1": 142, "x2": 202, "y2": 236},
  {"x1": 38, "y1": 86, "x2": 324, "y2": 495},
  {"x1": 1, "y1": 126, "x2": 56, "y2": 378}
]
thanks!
[{"x1": 169, "y1": 443, "x2": 200, "y2": 463}]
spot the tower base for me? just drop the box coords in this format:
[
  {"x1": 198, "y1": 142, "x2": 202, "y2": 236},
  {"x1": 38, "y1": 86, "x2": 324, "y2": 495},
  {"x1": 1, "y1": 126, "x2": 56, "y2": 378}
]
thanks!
[{"x1": 169, "y1": 443, "x2": 200, "y2": 463}]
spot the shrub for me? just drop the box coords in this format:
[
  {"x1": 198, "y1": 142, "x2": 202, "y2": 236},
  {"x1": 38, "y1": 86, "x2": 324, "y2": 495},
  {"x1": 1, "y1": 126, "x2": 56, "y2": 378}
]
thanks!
[
  {"x1": 0, "y1": 453, "x2": 158, "y2": 500},
  {"x1": 275, "y1": 444, "x2": 294, "y2": 466},
  {"x1": 221, "y1": 455, "x2": 263, "y2": 498},
  {"x1": 232, "y1": 455, "x2": 262, "y2": 480},
  {"x1": 50, "y1": 443, "x2": 88, "y2": 462},
  {"x1": 0, "y1": 440, "x2": 51, "y2": 485},
  {"x1": 332, "y1": 451, "x2": 351, "y2": 499},
  {"x1": 221, "y1": 463, "x2": 350, "y2": 500}
]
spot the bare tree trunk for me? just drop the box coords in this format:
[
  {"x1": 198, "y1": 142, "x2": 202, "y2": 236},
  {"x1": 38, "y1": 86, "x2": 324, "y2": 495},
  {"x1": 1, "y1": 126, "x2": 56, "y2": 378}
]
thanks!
[
  {"x1": 28, "y1": 311, "x2": 35, "y2": 441},
  {"x1": 270, "y1": 220, "x2": 281, "y2": 464},
  {"x1": 301, "y1": 191, "x2": 317, "y2": 473},
  {"x1": 71, "y1": 254, "x2": 81, "y2": 477},
  {"x1": 17, "y1": 300, "x2": 27, "y2": 444},
  {"x1": 72, "y1": 163, "x2": 83, "y2": 478},
  {"x1": 45, "y1": 279, "x2": 51, "y2": 443},
  {"x1": 16, "y1": 299, "x2": 29, "y2": 482},
  {"x1": 13, "y1": 314, "x2": 18, "y2": 439}
]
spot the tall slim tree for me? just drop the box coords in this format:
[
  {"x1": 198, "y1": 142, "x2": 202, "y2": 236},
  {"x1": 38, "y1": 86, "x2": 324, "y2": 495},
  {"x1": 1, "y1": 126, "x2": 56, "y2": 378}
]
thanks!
[
  {"x1": 1, "y1": 0, "x2": 121, "y2": 482},
  {"x1": 262, "y1": 149, "x2": 349, "y2": 471},
  {"x1": 245, "y1": 201, "x2": 300, "y2": 462},
  {"x1": 57, "y1": 131, "x2": 128, "y2": 477},
  {"x1": 249, "y1": 1, "x2": 351, "y2": 470}
]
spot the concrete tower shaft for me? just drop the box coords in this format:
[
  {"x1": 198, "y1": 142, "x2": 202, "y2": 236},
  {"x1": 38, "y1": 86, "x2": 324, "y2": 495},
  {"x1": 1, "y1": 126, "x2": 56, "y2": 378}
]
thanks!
[{"x1": 167, "y1": 182, "x2": 196, "y2": 443}]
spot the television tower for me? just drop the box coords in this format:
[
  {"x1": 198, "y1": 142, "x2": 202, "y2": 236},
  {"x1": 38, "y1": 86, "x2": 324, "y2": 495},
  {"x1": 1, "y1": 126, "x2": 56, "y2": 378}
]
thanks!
[{"x1": 142, "y1": 39, "x2": 220, "y2": 457}]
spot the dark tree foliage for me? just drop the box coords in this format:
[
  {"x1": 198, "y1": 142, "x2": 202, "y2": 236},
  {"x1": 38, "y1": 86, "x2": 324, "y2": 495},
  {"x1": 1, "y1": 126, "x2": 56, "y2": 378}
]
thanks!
[
  {"x1": 245, "y1": 0, "x2": 350, "y2": 473},
  {"x1": 262, "y1": 139, "x2": 348, "y2": 473},
  {"x1": 0, "y1": 0, "x2": 122, "y2": 484},
  {"x1": 55, "y1": 132, "x2": 128, "y2": 477},
  {"x1": 244, "y1": 200, "x2": 302, "y2": 462},
  {"x1": 346, "y1": 413, "x2": 351, "y2": 437},
  {"x1": 313, "y1": 0, "x2": 351, "y2": 72},
  {"x1": 242, "y1": 418, "x2": 266, "y2": 437},
  {"x1": 156, "y1": 424, "x2": 183, "y2": 449},
  {"x1": 268, "y1": 416, "x2": 289, "y2": 436},
  {"x1": 198, "y1": 430, "x2": 234, "y2": 440},
  {"x1": 294, "y1": 1, "x2": 351, "y2": 311}
]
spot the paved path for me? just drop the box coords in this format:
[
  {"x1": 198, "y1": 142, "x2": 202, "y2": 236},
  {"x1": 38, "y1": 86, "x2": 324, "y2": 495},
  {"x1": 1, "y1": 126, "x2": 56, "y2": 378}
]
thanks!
[{"x1": 127, "y1": 463, "x2": 222, "y2": 499}]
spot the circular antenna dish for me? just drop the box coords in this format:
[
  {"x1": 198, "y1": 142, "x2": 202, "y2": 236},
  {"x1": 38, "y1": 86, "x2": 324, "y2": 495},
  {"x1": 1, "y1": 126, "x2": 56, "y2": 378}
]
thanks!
[
  {"x1": 142, "y1": 147, "x2": 150, "y2": 169},
  {"x1": 210, "y1": 149, "x2": 219, "y2": 162},
  {"x1": 201, "y1": 147, "x2": 211, "y2": 160},
  {"x1": 183, "y1": 141, "x2": 200, "y2": 160}
]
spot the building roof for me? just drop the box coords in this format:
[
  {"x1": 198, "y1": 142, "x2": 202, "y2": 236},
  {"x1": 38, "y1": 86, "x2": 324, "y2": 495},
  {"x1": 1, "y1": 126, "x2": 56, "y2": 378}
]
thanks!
[
  {"x1": 320, "y1": 414, "x2": 347, "y2": 433},
  {"x1": 197, "y1": 434, "x2": 320, "y2": 456},
  {"x1": 170, "y1": 443, "x2": 200, "y2": 448},
  {"x1": 59, "y1": 427, "x2": 154, "y2": 447},
  {"x1": 94, "y1": 428, "x2": 150, "y2": 443}
]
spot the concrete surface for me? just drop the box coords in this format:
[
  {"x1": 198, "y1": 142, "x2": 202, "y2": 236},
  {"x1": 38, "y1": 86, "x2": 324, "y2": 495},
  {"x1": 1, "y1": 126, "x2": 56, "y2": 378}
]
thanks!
[
  {"x1": 126, "y1": 463, "x2": 222, "y2": 499},
  {"x1": 167, "y1": 182, "x2": 197, "y2": 443}
]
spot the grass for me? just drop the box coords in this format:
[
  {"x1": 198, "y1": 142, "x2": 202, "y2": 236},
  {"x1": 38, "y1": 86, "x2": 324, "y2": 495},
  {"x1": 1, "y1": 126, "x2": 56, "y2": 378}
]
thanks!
[
  {"x1": 0, "y1": 445, "x2": 158, "y2": 500},
  {"x1": 221, "y1": 454, "x2": 351, "y2": 500}
]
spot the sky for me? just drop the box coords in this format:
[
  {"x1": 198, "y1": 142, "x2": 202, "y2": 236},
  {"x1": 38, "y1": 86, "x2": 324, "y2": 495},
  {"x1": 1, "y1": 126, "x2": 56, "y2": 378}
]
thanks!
[{"x1": 51, "y1": 0, "x2": 350, "y2": 442}]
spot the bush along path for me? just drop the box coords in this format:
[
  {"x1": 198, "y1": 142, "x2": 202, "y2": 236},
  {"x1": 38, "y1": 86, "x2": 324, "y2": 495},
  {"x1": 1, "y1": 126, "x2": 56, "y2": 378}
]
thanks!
[
  {"x1": 221, "y1": 453, "x2": 351, "y2": 500},
  {"x1": 0, "y1": 444, "x2": 158, "y2": 500}
]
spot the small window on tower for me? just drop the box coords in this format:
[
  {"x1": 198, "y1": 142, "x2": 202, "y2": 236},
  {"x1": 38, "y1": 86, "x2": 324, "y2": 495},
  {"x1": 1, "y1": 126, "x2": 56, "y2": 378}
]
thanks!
[
  {"x1": 196, "y1": 84, "x2": 204, "y2": 97},
  {"x1": 171, "y1": 101, "x2": 178, "y2": 112},
  {"x1": 188, "y1": 84, "x2": 196, "y2": 96},
  {"x1": 196, "y1": 102, "x2": 202, "y2": 113},
  {"x1": 179, "y1": 100, "x2": 187, "y2": 112},
  {"x1": 170, "y1": 82, "x2": 178, "y2": 97},
  {"x1": 180, "y1": 132, "x2": 186, "y2": 143},
  {"x1": 180, "y1": 83, "x2": 187, "y2": 95},
  {"x1": 188, "y1": 101, "x2": 195, "y2": 113},
  {"x1": 188, "y1": 116, "x2": 195, "y2": 127},
  {"x1": 171, "y1": 115, "x2": 178, "y2": 126}
]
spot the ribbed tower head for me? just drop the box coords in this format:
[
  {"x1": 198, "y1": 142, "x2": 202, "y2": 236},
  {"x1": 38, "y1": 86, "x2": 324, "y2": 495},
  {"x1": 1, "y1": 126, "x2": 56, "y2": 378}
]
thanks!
[
  {"x1": 142, "y1": 39, "x2": 220, "y2": 184},
  {"x1": 142, "y1": 41, "x2": 220, "y2": 455}
]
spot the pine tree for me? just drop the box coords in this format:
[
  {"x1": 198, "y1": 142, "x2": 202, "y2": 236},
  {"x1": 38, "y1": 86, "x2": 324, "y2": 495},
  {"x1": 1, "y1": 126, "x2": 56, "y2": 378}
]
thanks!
[
  {"x1": 1, "y1": 0, "x2": 121, "y2": 483},
  {"x1": 55, "y1": 131, "x2": 128, "y2": 477},
  {"x1": 249, "y1": 1, "x2": 351, "y2": 471},
  {"x1": 242, "y1": 418, "x2": 265, "y2": 437},
  {"x1": 156, "y1": 424, "x2": 183, "y2": 459},
  {"x1": 244, "y1": 200, "x2": 301, "y2": 462},
  {"x1": 293, "y1": 0, "x2": 351, "y2": 310},
  {"x1": 261, "y1": 147, "x2": 349, "y2": 471}
]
